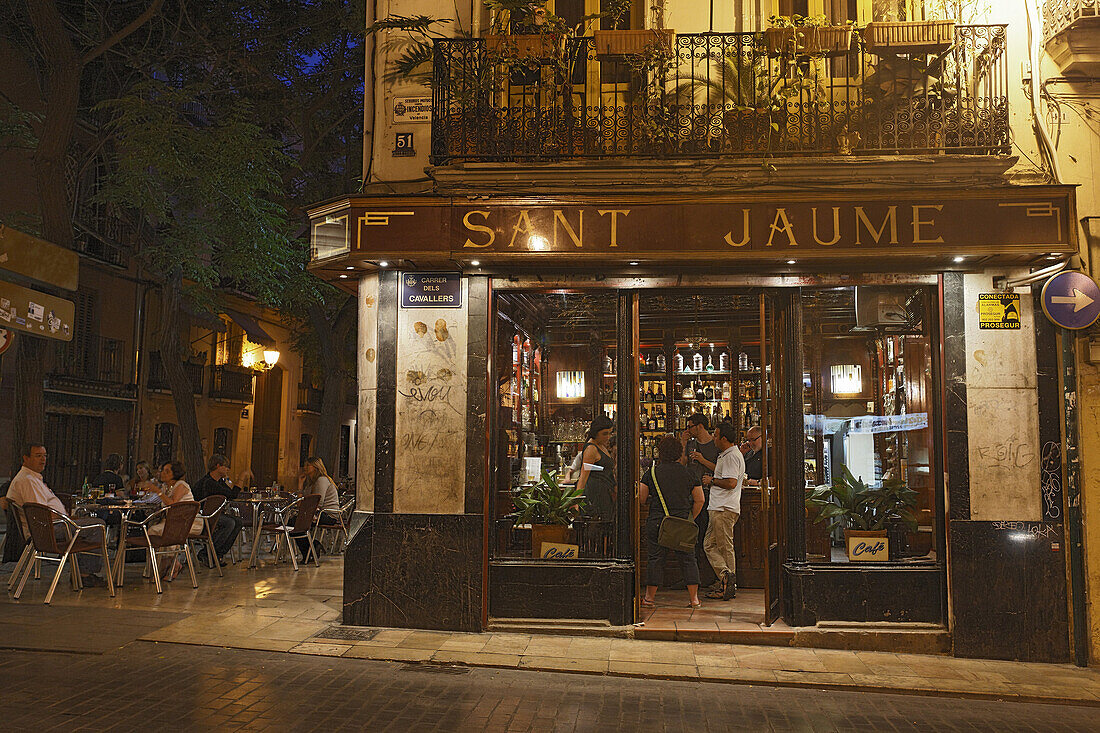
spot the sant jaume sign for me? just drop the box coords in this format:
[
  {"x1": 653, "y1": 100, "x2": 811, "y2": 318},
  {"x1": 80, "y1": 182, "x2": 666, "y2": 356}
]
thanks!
[{"x1": 308, "y1": 186, "x2": 1077, "y2": 266}]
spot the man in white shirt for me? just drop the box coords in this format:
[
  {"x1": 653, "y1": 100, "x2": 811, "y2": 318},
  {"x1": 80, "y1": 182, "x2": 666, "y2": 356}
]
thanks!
[
  {"x1": 5, "y1": 443, "x2": 107, "y2": 585},
  {"x1": 701, "y1": 423, "x2": 745, "y2": 600}
]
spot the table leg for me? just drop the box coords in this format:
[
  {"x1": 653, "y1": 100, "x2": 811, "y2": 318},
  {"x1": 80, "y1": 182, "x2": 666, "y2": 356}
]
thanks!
[{"x1": 248, "y1": 505, "x2": 263, "y2": 568}]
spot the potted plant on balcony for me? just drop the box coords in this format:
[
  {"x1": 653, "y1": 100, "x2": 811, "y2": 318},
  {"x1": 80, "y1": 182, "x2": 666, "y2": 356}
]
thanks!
[
  {"x1": 593, "y1": 0, "x2": 675, "y2": 59},
  {"x1": 766, "y1": 14, "x2": 854, "y2": 58},
  {"x1": 804, "y1": 464, "x2": 918, "y2": 561},
  {"x1": 513, "y1": 469, "x2": 586, "y2": 558},
  {"x1": 483, "y1": 0, "x2": 570, "y2": 62},
  {"x1": 863, "y1": 18, "x2": 955, "y2": 55}
]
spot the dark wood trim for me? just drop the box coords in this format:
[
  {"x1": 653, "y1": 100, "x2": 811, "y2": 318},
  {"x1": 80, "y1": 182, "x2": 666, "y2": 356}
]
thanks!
[
  {"x1": 374, "y1": 271, "x2": 398, "y2": 513},
  {"x1": 942, "y1": 272, "x2": 970, "y2": 520},
  {"x1": 783, "y1": 288, "x2": 806, "y2": 565},
  {"x1": 615, "y1": 290, "x2": 638, "y2": 562},
  {"x1": 482, "y1": 277, "x2": 495, "y2": 629}
]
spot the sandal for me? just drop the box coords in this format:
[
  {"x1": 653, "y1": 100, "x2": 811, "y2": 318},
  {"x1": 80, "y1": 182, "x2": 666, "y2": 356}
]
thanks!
[
  {"x1": 641, "y1": 598, "x2": 657, "y2": 609},
  {"x1": 163, "y1": 559, "x2": 183, "y2": 582},
  {"x1": 687, "y1": 600, "x2": 702, "y2": 609}
]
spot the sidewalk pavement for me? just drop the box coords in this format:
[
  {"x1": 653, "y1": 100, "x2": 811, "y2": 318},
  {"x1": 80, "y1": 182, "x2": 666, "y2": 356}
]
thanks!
[{"x1": 3, "y1": 554, "x2": 1100, "y2": 706}]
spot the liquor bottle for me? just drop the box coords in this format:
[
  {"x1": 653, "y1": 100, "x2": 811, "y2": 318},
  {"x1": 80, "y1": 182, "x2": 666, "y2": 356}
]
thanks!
[
  {"x1": 722, "y1": 381, "x2": 731, "y2": 400},
  {"x1": 674, "y1": 351, "x2": 684, "y2": 373},
  {"x1": 682, "y1": 381, "x2": 694, "y2": 400},
  {"x1": 657, "y1": 407, "x2": 664, "y2": 430},
  {"x1": 648, "y1": 411, "x2": 657, "y2": 431},
  {"x1": 656, "y1": 353, "x2": 666, "y2": 372},
  {"x1": 705, "y1": 353, "x2": 715, "y2": 372},
  {"x1": 738, "y1": 351, "x2": 748, "y2": 371},
  {"x1": 81, "y1": 476, "x2": 90, "y2": 498},
  {"x1": 694, "y1": 381, "x2": 706, "y2": 402},
  {"x1": 692, "y1": 351, "x2": 704, "y2": 372},
  {"x1": 658, "y1": 383, "x2": 665, "y2": 401},
  {"x1": 743, "y1": 403, "x2": 752, "y2": 427},
  {"x1": 644, "y1": 383, "x2": 651, "y2": 402},
  {"x1": 719, "y1": 349, "x2": 729, "y2": 372},
  {"x1": 604, "y1": 352, "x2": 614, "y2": 374},
  {"x1": 704, "y1": 382, "x2": 714, "y2": 401}
]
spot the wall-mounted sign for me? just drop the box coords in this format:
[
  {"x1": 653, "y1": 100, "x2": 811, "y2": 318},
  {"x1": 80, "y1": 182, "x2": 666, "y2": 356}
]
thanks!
[
  {"x1": 393, "y1": 96, "x2": 432, "y2": 124},
  {"x1": 539, "y1": 542, "x2": 579, "y2": 560},
  {"x1": 0, "y1": 225, "x2": 79, "y2": 291},
  {"x1": 846, "y1": 532, "x2": 888, "y2": 562},
  {"x1": 1041, "y1": 270, "x2": 1100, "y2": 330},
  {"x1": 978, "y1": 292, "x2": 1021, "y2": 330},
  {"x1": 393, "y1": 132, "x2": 415, "y2": 157},
  {"x1": 0, "y1": 328, "x2": 13, "y2": 355},
  {"x1": 400, "y1": 272, "x2": 462, "y2": 308},
  {"x1": 0, "y1": 280, "x2": 73, "y2": 341}
]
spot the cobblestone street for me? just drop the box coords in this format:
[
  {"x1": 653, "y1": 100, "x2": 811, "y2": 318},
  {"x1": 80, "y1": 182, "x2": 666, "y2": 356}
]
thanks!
[{"x1": 0, "y1": 641, "x2": 1095, "y2": 732}]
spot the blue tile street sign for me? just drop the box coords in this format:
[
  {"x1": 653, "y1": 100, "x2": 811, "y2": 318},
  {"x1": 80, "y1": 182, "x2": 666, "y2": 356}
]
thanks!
[{"x1": 1041, "y1": 271, "x2": 1100, "y2": 330}]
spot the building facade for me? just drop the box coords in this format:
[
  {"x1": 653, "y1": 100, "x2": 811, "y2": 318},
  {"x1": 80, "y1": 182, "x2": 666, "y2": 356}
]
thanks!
[{"x1": 310, "y1": 0, "x2": 1100, "y2": 664}]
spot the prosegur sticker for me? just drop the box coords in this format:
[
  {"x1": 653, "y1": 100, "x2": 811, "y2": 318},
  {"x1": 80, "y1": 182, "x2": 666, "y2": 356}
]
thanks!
[{"x1": 978, "y1": 293, "x2": 1021, "y2": 330}]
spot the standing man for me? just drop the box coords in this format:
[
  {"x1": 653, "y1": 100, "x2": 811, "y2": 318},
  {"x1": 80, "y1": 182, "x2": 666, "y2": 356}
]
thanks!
[
  {"x1": 741, "y1": 425, "x2": 764, "y2": 487},
  {"x1": 5, "y1": 443, "x2": 108, "y2": 586},
  {"x1": 192, "y1": 454, "x2": 243, "y2": 565},
  {"x1": 683, "y1": 413, "x2": 719, "y2": 588},
  {"x1": 702, "y1": 422, "x2": 745, "y2": 600}
]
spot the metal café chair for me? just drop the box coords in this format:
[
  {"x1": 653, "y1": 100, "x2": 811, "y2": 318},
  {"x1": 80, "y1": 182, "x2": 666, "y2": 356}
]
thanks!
[
  {"x1": 316, "y1": 498, "x2": 354, "y2": 554},
  {"x1": 114, "y1": 501, "x2": 201, "y2": 594},
  {"x1": 253, "y1": 493, "x2": 321, "y2": 571},
  {"x1": 5, "y1": 501, "x2": 39, "y2": 592},
  {"x1": 192, "y1": 495, "x2": 228, "y2": 576},
  {"x1": 13, "y1": 502, "x2": 115, "y2": 604}
]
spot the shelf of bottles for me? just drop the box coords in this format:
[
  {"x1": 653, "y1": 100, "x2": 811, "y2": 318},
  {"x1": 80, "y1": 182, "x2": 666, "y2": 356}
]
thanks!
[
  {"x1": 878, "y1": 335, "x2": 908, "y2": 482},
  {"x1": 500, "y1": 334, "x2": 542, "y2": 463},
  {"x1": 600, "y1": 346, "x2": 618, "y2": 421}
]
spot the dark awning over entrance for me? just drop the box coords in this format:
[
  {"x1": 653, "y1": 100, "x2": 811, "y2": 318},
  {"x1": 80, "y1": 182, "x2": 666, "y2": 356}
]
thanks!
[{"x1": 224, "y1": 309, "x2": 276, "y2": 346}]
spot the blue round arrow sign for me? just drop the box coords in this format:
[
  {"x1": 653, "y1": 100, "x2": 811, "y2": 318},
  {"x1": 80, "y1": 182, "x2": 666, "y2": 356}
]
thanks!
[{"x1": 1041, "y1": 271, "x2": 1100, "y2": 330}]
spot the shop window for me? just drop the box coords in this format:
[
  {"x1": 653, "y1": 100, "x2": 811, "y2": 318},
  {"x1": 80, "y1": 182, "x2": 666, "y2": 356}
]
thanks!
[
  {"x1": 153, "y1": 422, "x2": 177, "y2": 467},
  {"x1": 493, "y1": 291, "x2": 620, "y2": 561},
  {"x1": 801, "y1": 286, "x2": 938, "y2": 566},
  {"x1": 213, "y1": 427, "x2": 231, "y2": 457},
  {"x1": 300, "y1": 433, "x2": 312, "y2": 467}
]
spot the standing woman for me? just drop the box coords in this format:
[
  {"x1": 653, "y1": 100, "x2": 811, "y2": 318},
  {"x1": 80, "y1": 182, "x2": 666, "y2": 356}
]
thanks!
[
  {"x1": 639, "y1": 435, "x2": 705, "y2": 609},
  {"x1": 575, "y1": 415, "x2": 616, "y2": 522}
]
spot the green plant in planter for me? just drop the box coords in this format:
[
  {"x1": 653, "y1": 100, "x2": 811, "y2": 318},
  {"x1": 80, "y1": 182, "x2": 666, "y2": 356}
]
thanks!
[
  {"x1": 805, "y1": 464, "x2": 918, "y2": 532},
  {"x1": 513, "y1": 470, "x2": 587, "y2": 526}
]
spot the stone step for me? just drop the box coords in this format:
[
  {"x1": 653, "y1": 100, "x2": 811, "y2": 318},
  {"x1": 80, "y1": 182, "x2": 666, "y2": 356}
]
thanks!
[
  {"x1": 633, "y1": 623, "x2": 950, "y2": 654},
  {"x1": 489, "y1": 618, "x2": 632, "y2": 638}
]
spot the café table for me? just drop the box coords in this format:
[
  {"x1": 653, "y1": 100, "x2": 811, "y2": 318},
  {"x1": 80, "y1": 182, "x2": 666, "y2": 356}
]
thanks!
[
  {"x1": 73, "y1": 495, "x2": 162, "y2": 552},
  {"x1": 232, "y1": 493, "x2": 295, "y2": 568}
]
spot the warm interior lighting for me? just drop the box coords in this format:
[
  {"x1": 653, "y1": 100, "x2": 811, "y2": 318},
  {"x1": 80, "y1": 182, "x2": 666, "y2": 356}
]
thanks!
[
  {"x1": 830, "y1": 364, "x2": 862, "y2": 396},
  {"x1": 555, "y1": 371, "x2": 585, "y2": 399}
]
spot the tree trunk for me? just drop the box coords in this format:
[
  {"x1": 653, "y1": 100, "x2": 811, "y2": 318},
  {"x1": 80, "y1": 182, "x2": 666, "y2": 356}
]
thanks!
[
  {"x1": 308, "y1": 301, "x2": 354, "y2": 475},
  {"x1": 158, "y1": 275, "x2": 206, "y2": 480}
]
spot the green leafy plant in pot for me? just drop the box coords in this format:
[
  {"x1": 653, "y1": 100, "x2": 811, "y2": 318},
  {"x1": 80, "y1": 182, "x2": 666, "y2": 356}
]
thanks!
[
  {"x1": 805, "y1": 464, "x2": 918, "y2": 561},
  {"x1": 513, "y1": 470, "x2": 587, "y2": 557}
]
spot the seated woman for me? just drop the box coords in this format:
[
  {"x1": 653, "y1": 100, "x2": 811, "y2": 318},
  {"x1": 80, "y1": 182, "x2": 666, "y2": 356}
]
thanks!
[
  {"x1": 148, "y1": 461, "x2": 204, "y2": 579},
  {"x1": 639, "y1": 435, "x2": 705, "y2": 609},
  {"x1": 295, "y1": 456, "x2": 340, "y2": 562},
  {"x1": 127, "y1": 461, "x2": 158, "y2": 497}
]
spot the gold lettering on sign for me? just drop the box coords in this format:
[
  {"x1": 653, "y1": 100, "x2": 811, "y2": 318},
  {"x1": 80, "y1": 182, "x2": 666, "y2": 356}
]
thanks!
[
  {"x1": 461, "y1": 210, "x2": 494, "y2": 248},
  {"x1": 597, "y1": 210, "x2": 629, "y2": 247},
  {"x1": 766, "y1": 208, "x2": 798, "y2": 247},
  {"x1": 855, "y1": 206, "x2": 899, "y2": 246},
  {"x1": 723, "y1": 209, "x2": 751, "y2": 247},
  {"x1": 508, "y1": 210, "x2": 534, "y2": 248},
  {"x1": 553, "y1": 210, "x2": 583, "y2": 248},
  {"x1": 811, "y1": 207, "x2": 841, "y2": 246},
  {"x1": 912, "y1": 205, "x2": 944, "y2": 244}
]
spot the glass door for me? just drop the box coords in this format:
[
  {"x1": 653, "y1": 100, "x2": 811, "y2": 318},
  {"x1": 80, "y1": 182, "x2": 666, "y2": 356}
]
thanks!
[{"x1": 760, "y1": 291, "x2": 787, "y2": 626}]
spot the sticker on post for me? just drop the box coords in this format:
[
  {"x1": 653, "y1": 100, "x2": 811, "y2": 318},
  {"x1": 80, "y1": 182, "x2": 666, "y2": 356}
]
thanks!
[
  {"x1": 978, "y1": 293, "x2": 1020, "y2": 330},
  {"x1": 27, "y1": 301, "x2": 44, "y2": 322}
]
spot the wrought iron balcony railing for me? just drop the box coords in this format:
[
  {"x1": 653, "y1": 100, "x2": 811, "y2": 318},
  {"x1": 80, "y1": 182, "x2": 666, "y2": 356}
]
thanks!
[
  {"x1": 431, "y1": 26, "x2": 1009, "y2": 164},
  {"x1": 1044, "y1": 0, "x2": 1100, "y2": 42},
  {"x1": 209, "y1": 364, "x2": 255, "y2": 403},
  {"x1": 297, "y1": 383, "x2": 323, "y2": 412},
  {"x1": 51, "y1": 336, "x2": 127, "y2": 384},
  {"x1": 148, "y1": 351, "x2": 205, "y2": 394}
]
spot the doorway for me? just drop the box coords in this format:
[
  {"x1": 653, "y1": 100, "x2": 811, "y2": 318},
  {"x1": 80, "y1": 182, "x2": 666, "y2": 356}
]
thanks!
[
  {"x1": 635, "y1": 290, "x2": 787, "y2": 630},
  {"x1": 251, "y1": 365, "x2": 284, "y2": 489}
]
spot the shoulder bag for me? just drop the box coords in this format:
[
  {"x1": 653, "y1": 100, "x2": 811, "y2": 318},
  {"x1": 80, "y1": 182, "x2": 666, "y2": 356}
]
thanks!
[{"x1": 650, "y1": 465, "x2": 698, "y2": 553}]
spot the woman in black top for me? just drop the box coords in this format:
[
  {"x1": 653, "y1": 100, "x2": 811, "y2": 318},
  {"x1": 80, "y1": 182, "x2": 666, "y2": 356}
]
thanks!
[
  {"x1": 575, "y1": 415, "x2": 616, "y2": 521},
  {"x1": 639, "y1": 435, "x2": 705, "y2": 609}
]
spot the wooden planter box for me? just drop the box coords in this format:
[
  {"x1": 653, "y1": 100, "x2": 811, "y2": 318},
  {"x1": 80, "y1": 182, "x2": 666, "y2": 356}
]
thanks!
[
  {"x1": 766, "y1": 26, "x2": 853, "y2": 57},
  {"x1": 863, "y1": 20, "x2": 956, "y2": 55},
  {"x1": 531, "y1": 524, "x2": 571, "y2": 558},
  {"x1": 593, "y1": 29, "x2": 676, "y2": 58},
  {"x1": 484, "y1": 33, "x2": 562, "y2": 61}
]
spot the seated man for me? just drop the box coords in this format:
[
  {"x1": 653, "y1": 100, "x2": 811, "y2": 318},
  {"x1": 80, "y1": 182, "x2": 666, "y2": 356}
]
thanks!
[
  {"x1": 191, "y1": 453, "x2": 243, "y2": 565},
  {"x1": 89, "y1": 453, "x2": 125, "y2": 493},
  {"x1": 6, "y1": 443, "x2": 108, "y2": 587}
]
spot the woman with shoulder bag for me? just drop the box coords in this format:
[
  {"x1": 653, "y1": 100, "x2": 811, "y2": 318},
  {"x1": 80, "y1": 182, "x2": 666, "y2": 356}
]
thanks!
[{"x1": 639, "y1": 435, "x2": 705, "y2": 609}]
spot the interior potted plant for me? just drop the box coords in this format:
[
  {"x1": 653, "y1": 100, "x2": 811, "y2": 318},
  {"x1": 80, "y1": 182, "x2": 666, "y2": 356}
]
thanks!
[
  {"x1": 766, "y1": 14, "x2": 853, "y2": 58},
  {"x1": 593, "y1": 0, "x2": 674, "y2": 58},
  {"x1": 804, "y1": 464, "x2": 918, "y2": 561},
  {"x1": 513, "y1": 469, "x2": 586, "y2": 558}
]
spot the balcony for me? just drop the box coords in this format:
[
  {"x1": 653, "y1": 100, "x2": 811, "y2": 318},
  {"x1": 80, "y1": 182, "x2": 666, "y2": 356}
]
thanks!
[
  {"x1": 209, "y1": 364, "x2": 255, "y2": 403},
  {"x1": 148, "y1": 351, "x2": 205, "y2": 395},
  {"x1": 431, "y1": 26, "x2": 1008, "y2": 165},
  {"x1": 1044, "y1": 1, "x2": 1100, "y2": 75},
  {"x1": 48, "y1": 335, "x2": 135, "y2": 400},
  {"x1": 297, "y1": 383, "x2": 323, "y2": 413}
]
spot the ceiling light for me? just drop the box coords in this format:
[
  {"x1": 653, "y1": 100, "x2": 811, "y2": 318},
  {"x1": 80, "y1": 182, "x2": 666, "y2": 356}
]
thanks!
[
  {"x1": 953, "y1": 256, "x2": 964, "y2": 263},
  {"x1": 345, "y1": 266, "x2": 355, "y2": 270},
  {"x1": 787, "y1": 260, "x2": 796, "y2": 265},
  {"x1": 1047, "y1": 255, "x2": 1060, "y2": 261},
  {"x1": 470, "y1": 260, "x2": 480, "y2": 267},
  {"x1": 629, "y1": 261, "x2": 639, "y2": 266},
  {"x1": 339, "y1": 274, "x2": 348, "y2": 279},
  {"x1": 378, "y1": 260, "x2": 389, "y2": 268}
]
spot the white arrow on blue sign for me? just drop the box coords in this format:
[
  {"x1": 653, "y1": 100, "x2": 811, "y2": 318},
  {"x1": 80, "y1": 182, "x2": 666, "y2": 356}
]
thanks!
[{"x1": 1041, "y1": 271, "x2": 1100, "y2": 330}]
